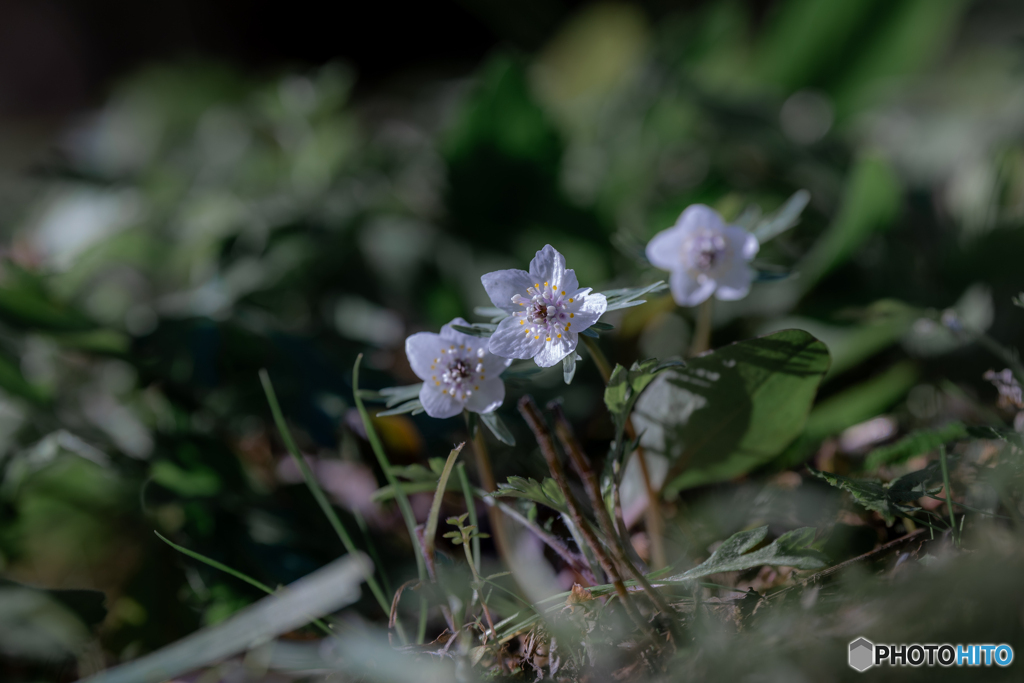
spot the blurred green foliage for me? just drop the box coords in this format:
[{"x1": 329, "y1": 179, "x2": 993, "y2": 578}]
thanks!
[{"x1": 1, "y1": 0, "x2": 1024, "y2": 680}]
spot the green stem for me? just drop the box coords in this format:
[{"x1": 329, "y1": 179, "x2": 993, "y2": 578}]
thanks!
[
  {"x1": 689, "y1": 298, "x2": 713, "y2": 357},
  {"x1": 258, "y1": 370, "x2": 393, "y2": 627},
  {"x1": 351, "y1": 355, "x2": 429, "y2": 644},
  {"x1": 939, "y1": 445, "x2": 958, "y2": 546},
  {"x1": 581, "y1": 335, "x2": 612, "y2": 381},
  {"x1": 457, "y1": 463, "x2": 481, "y2": 574}
]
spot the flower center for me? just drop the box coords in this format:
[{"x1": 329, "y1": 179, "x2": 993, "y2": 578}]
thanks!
[
  {"x1": 684, "y1": 231, "x2": 727, "y2": 274},
  {"x1": 430, "y1": 346, "x2": 486, "y2": 401},
  {"x1": 511, "y1": 281, "x2": 576, "y2": 342}
]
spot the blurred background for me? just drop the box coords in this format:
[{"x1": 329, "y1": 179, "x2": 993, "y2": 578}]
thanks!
[{"x1": 1, "y1": 0, "x2": 1024, "y2": 680}]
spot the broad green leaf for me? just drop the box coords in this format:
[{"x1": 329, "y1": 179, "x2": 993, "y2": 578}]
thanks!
[
  {"x1": 864, "y1": 422, "x2": 968, "y2": 471},
  {"x1": 603, "y1": 358, "x2": 686, "y2": 435},
  {"x1": 487, "y1": 476, "x2": 568, "y2": 515},
  {"x1": 774, "y1": 361, "x2": 919, "y2": 470},
  {"x1": 634, "y1": 330, "x2": 830, "y2": 496},
  {"x1": 664, "y1": 526, "x2": 826, "y2": 582},
  {"x1": 0, "y1": 351, "x2": 50, "y2": 403}
]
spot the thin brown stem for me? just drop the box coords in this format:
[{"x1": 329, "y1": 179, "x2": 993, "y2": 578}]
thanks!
[
  {"x1": 550, "y1": 404, "x2": 676, "y2": 619},
  {"x1": 473, "y1": 426, "x2": 514, "y2": 572},
  {"x1": 581, "y1": 335, "x2": 667, "y2": 569},
  {"x1": 518, "y1": 395, "x2": 651, "y2": 634}
]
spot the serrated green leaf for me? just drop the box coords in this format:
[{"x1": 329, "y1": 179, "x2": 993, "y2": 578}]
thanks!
[
  {"x1": 864, "y1": 422, "x2": 968, "y2": 470},
  {"x1": 488, "y1": 476, "x2": 568, "y2": 515},
  {"x1": 664, "y1": 525, "x2": 826, "y2": 582}
]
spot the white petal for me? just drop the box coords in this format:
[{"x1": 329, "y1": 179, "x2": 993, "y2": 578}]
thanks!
[
  {"x1": 534, "y1": 334, "x2": 576, "y2": 367},
  {"x1": 419, "y1": 383, "x2": 463, "y2": 419},
  {"x1": 724, "y1": 226, "x2": 759, "y2": 261},
  {"x1": 566, "y1": 291, "x2": 607, "y2": 331},
  {"x1": 488, "y1": 316, "x2": 546, "y2": 360},
  {"x1": 558, "y1": 267, "x2": 580, "y2": 294},
  {"x1": 482, "y1": 350, "x2": 513, "y2": 376},
  {"x1": 465, "y1": 378, "x2": 505, "y2": 414},
  {"x1": 714, "y1": 263, "x2": 753, "y2": 301},
  {"x1": 676, "y1": 204, "x2": 725, "y2": 233},
  {"x1": 669, "y1": 269, "x2": 716, "y2": 307},
  {"x1": 481, "y1": 269, "x2": 534, "y2": 313},
  {"x1": 405, "y1": 332, "x2": 442, "y2": 381},
  {"x1": 439, "y1": 317, "x2": 483, "y2": 348},
  {"x1": 645, "y1": 225, "x2": 686, "y2": 271},
  {"x1": 528, "y1": 244, "x2": 566, "y2": 284}
]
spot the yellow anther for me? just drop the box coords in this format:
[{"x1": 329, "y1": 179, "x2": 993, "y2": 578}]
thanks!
[
  {"x1": 520, "y1": 320, "x2": 524, "y2": 325},
  {"x1": 561, "y1": 290, "x2": 565, "y2": 295},
  {"x1": 546, "y1": 336, "x2": 551, "y2": 341},
  {"x1": 534, "y1": 335, "x2": 539, "y2": 339},
  {"x1": 566, "y1": 322, "x2": 571, "y2": 328},
  {"x1": 474, "y1": 385, "x2": 479, "y2": 391},
  {"x1": 570, "y1": 313, "x2": 574, "y2": 318},
  {"x1": 569, "y1": 298, "x2": 574, "y2": 303},
  {"x1": 535, "y1": 283, "x2": 539, "y2": 288},
  {"x1": 435, "y1": 381, "x2": 440, "y2": 385},
  {"x1": 544, "y1": 281, "x2": 548, "y2": 287},
  {"x1": 557, "y1": 333, "x2": 562, "y2": 338}
]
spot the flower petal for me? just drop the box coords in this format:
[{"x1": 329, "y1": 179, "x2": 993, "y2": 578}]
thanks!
[
  {"x1": 676, "y1": 204, "x2": 725, "y2": 233},
  {"x1": 488, "y1": 316, "x2": 546, "y2": 360},
  {"x1": 419, "y1": 383, "x2": 463, "y2": 419},
  {"x1": 669, "y1": 269, "x2": 716, "y2": 307},
  {"x1": 566, "y1": 290, "x2": 607, "y2": 331},
  {"x1": 645, "y1": 225, "x2": 686, "y2": 271},
  {"x1": 534, "y1": 334, "x2": 576, "y2": 367},
  {"x1": 464, "y1": 378, "x2": 505, "y2": 414},
  {"x1": 724, "y1": 226, "x2": 759, "y2": 261},
  {"x1": 482, "y1": 269, "x2": 534, "y2": 313},
  {"x1": 405, "y1": 332, "x2": 442, "y2": 382},
  {"x1": 528, "y1": 245, "x2": 566, "y2": 286},
  {"x1": 714, "y1": 262, "x2": 753, "y2": 301},
  {"x1": 482, "y1": 351, "x2": 513, "y2": 377}
]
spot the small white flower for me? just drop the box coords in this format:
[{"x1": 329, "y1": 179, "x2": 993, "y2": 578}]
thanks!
[
  {"x1": 646, "y1": 204, "x2": 759, "y2": 307},
  {"x1": 405, "y1": 318, "x2": 512, "y2": 419},
  {"x1": 482, "y1": 245, "x2": 607, "y2": 367}
]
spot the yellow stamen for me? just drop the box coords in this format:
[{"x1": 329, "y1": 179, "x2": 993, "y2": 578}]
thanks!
[
  {"x1": 557, "y1": 333, "x2": 562, "y2": 338},
  {"x1": 569, "y1": 298, "x2": 574, "y2": 303},
  {"x1": 520, "y1": 320, "x2": 524, "y2": 325},
  {"x1": 474, "y1": 385, "x2": 479, "y2": 391},
  {"x1": 435, "y1": 381, "x2": 440, "y2": 385},
  {"x1": 561, "y1": 290, "x2": 565, "y2": 295},
  {"x1": 546, "y1": 337, "x2": 551, "y2": 341},
  {"x1": 566, "y1": 322, "x2": 571, "y2": 328},
  {"x1": 570, "y1": 313, "x2": 574, "y2": 318},
  {"x1": 534, "y1": 335, "x2": 539, "y2": 339}
]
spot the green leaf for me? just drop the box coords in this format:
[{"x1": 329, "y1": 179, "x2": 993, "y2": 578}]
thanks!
[
  {"x1": 450, "y1": 324, "x2": 495, "y2": 338},
  {"x1": 0, "y1": 351, "x2": 50, "y2": 403},
  {"x1": 664, "y1": 526, "x2": 826, "y2": 582},
  {"x1": 601, "y1": 281, "x2": 668, "y2": 312},
  {"x1": 487, "y1": 476, "x2": 568, "y2": 515},
  {"x1": 864, "y1": 422, "x2": 968, "y2": 471},
  {"x1": 634, "y1": 330, "x2": 830, "y2": 496},
  {"x1": 480, "y1": 411, "x2": 516, "y2": 446},
  {"x1": 809, "y1": 462, "x2": 945, "y2": 525},
  {"x1": 150, "y1": 461, "x2": 222, "y2": 497},
  {"x1": 563, "y1": 352, "x2": 579, "y2": 385},
  {"x1": 604, "y1": 358, "x2": 686, "y2": 435},
  {"x1": 377, "y1": 399, "x2": 424, "y2": 417},
  {"x1": 752, "y1": 189, "x2": 810, "y2": 243},
  {"x1": 797, "y1": 155, "x2": 901, "y2": 294}
]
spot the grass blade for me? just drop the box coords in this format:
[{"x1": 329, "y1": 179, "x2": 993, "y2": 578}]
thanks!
[
  {"x1": 79, "y1": 553, "x2": 370, "y2": 683},
  {"x1": 423, "y1": 443, "x2": 465, "y2": 577},
  {"x1": 351, "y1": 354, "x2": 430, "y2": 643},
  {"x1": 258, "y1": 370, "x2": 392, "y2": 623}
]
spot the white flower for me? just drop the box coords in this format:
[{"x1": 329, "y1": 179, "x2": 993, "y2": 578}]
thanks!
[
  {"x1": 646, "y1": 204, "x2": 759, "y2": 307},
  {"x1": 405, "y1": 318, "x2": 512, "y2": 419},
  {"x1": 482, "y1": 245, "x2": 607, "y2": 367}
]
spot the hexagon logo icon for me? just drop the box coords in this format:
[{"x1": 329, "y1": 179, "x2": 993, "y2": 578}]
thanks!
[{"x1": 849, "y1": 637, "x2": 874, "y2": 672}]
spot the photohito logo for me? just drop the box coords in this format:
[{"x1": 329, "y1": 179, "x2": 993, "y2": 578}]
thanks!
[{"x1": 848, "y1": 637, "x2": 1014, "y2": 671}]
